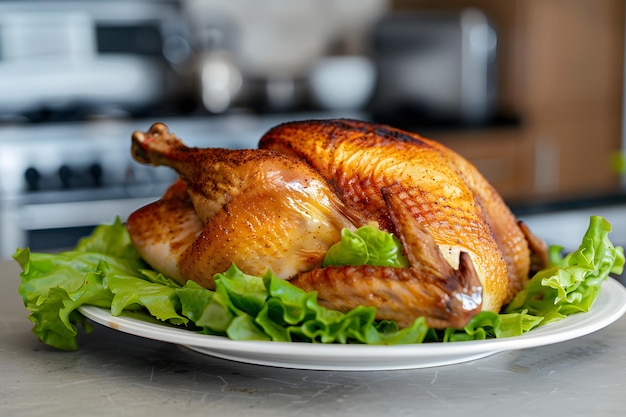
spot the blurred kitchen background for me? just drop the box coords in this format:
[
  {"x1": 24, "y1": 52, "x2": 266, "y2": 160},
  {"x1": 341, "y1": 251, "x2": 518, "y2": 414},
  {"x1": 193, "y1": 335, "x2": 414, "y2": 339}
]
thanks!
[{"x1": 0, "y1": 0, "x2": 625, "y2": 264}]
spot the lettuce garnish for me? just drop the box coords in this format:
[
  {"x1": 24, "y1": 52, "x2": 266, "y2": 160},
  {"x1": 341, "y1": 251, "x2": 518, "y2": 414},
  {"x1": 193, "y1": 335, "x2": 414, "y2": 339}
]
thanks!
[
  {"x1": 13, "y1": 215, "x2": 624, "y2": 350},
  {"x1": 504, "y1": 216, "x2": 624, "y2": 321},
  {"x1": 322, "y1": 225, "x2": 409, "y2": 268}
]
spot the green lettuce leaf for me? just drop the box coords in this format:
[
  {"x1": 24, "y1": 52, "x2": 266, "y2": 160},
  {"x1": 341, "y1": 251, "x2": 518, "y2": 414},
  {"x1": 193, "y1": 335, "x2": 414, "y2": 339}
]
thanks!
[
  {"x1": 322, "y1": 225, "x2": 409, "y2": 268},
  {"x1": 12, "y1": 216, "x2": 624, "y2": 350},
  {"x1": 504, "y1": 215, "x2": 624, "y2": 323},
  {"x1": 14, "y1": 218, "x2": 187, "y2": 350},
  {"x1": 182, "y1": 265, "x2": 432, "y2": 344}
]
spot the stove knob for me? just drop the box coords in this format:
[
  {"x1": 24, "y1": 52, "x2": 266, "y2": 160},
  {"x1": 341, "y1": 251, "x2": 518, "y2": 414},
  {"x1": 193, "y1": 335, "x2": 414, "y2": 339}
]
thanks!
[
  {"x1": 24, "y1": 167, "x2": 40, "y2": 191},
  {"x1": 58, "y1": 165, "x2": 72, "y2": 188},
  {"x1": 89, "y1": 163, "x2": 103, "y2": 187}
]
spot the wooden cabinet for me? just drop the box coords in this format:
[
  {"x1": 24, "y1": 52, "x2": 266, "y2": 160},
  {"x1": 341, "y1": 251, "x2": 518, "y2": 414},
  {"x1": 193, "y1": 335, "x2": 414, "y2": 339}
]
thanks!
[
  {"x1": 429, "y1": 127, "x2": 535, "y2": 205},
  {"x1": 516, "y1": 0, "x2": 624, "y2": 202},
  {"x1": 393, "y1": 0, "x2": 625, "y2": 205}
]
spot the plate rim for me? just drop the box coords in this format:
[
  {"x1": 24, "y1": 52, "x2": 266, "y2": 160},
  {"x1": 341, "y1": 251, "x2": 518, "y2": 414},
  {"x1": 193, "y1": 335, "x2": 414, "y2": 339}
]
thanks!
[{"x1": 78, "y1": 277, "x2": 626, "y2": 370}]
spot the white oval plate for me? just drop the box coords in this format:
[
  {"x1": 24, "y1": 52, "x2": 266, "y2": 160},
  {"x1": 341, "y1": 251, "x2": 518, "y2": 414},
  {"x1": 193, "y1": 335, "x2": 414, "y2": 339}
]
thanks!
[{"x1": 79, "y1": 278, "x2": 626, "y2": 371}]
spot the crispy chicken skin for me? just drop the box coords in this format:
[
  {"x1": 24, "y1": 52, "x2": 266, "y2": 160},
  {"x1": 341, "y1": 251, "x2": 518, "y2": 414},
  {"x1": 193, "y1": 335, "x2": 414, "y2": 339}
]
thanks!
[
  {"x1": 127, "y1": 119, "x2": 547, "y2": 328},
  {"x1": 259, "y1": 119, "x2": 548, "y2": 312},
  {"x1": 127, "y1": 123, "x2": 367, "y2": 289}
]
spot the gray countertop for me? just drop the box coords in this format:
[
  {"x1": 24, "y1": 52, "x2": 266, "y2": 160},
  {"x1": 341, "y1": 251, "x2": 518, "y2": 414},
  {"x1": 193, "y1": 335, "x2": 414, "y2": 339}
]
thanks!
[{"x1": 2, "y1": 257, "x2": 626, "y2": 417}]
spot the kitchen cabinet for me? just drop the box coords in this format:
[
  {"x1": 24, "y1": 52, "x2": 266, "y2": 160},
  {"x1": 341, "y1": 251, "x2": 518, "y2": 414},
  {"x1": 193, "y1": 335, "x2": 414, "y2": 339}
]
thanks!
[
  {"x1": 518, "y1": 0, "x2": 624, "y2": 203},
  {"x1": 430, "y1": 127, "x2": 535, "y2": 204},
  {"x1": 393, "y1": 0, "x2": 625, "y2": 205}
]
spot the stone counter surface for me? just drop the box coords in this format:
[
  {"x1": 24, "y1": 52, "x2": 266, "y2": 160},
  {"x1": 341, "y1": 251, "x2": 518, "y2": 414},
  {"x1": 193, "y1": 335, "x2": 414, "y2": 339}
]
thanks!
[{"x1": 2, "y1": 257, "x2": 626, "y2": 417}]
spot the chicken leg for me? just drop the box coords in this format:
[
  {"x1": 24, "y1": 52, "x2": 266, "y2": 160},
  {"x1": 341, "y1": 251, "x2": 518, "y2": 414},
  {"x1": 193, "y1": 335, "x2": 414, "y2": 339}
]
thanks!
[{"x1": 127, "y1": 123, "x2": 367, "y2": 288}]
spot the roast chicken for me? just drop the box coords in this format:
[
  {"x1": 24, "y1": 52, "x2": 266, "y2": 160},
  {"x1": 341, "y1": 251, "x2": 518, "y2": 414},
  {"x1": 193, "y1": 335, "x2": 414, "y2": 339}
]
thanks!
[{"x1": 127, "y1": 119, "x2": 548, "y2": 329}]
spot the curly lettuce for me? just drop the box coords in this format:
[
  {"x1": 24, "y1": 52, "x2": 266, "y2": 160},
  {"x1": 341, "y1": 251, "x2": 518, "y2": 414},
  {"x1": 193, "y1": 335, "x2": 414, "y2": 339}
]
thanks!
[
  {"x1": 13, "y1": 215, "x2": 624, "y2": 350},
  {"x1": 322, "y1": 225, "x2": 409, "y2": 268},
  {"x1": 504, "y1": 216, "x2": 624, "y2": 321}
]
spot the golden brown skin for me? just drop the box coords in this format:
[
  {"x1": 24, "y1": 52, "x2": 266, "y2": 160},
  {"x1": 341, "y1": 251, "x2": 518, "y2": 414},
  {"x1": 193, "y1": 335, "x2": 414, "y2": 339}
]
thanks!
[
  {"x1": 292, "y1": 189, "x2": 483, "y2": 329},
  {"x1": 126, "y1": 178, "x2": 203, "y2": 283},
  {"x1": 127, "y1": 123, "x2": 367, "y2": 289},
  {"x1": 127, "y1": 119, "x2": 547, "y2": 329},
  {"x1": 259, "y1": 119, "x2": 548, "y2": 312}
]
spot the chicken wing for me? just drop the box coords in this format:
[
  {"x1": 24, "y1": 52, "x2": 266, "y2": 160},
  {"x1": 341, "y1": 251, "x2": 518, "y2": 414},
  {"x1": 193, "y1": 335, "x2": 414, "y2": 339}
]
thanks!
[{"x1": 292, "y1": 187, "x2": 483, "y2": 329}]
